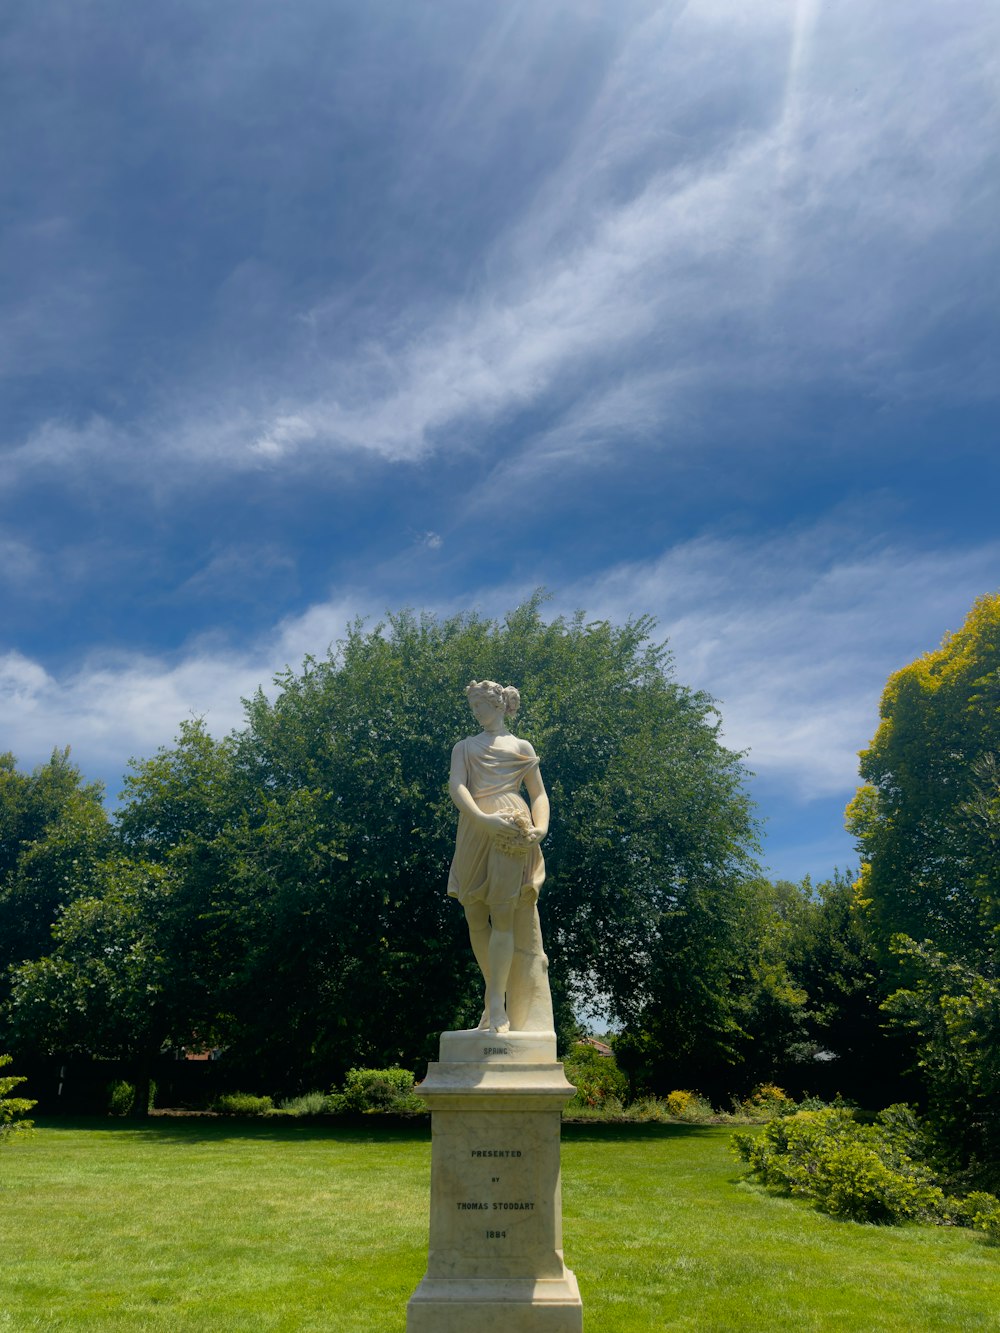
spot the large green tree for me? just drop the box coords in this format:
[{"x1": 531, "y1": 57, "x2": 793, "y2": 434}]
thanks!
[{"x1": 216, "y1": 597, "x2": 761, "y2": 1087}]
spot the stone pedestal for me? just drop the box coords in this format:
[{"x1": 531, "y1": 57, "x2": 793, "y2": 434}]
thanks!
[{"x1": 407, "y1": 1030, "x2": 583, "y2": 1332}]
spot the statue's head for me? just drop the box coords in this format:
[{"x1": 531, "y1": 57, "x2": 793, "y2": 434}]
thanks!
[{"x1": 465, "y1": 679, "x2": 520, "y2": 725}]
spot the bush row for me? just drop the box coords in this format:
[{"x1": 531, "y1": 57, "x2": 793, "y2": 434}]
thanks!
[
  {"x1": 732, "y1": 1104, "x2": 1000, "y2": 1240},
  {"x1": 208, "y1": 1067, "x2": 424, "y2": 1118}
]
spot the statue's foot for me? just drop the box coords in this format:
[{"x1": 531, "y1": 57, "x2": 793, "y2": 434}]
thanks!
[
  {"x1": 476, "y1": 1007, "x2": 490, "y2": 1031},
  {"x1": 490, "y1": 1003, "x2": 510, "y2": 1034}
]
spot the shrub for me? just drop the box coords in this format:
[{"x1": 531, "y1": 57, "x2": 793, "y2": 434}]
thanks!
[
  {"x1": 107, "y1": 1080, "x2": 135, "y2": 1117},
  {"x1": 339, "y1": 1068, "x2": 422, "y2": 1114},
  {"x1": 0, "y1": 1055, "x2": 35, "y2": 1145},
  {"x1": 106, "y1": 1078, "x2": 158, "y2": 1116},
  {"x1": 211, "y1": 1092, "x2": 274, "y2": 1116},
  {"x1": 278, "y1": 1091, "x2": 329, "y2": 1116},
  {"x1": 733, "y1": 1105, "x2": 952, "y2": 1225},
  {"x1": 954, "y1": 1192, "x2": 1000, "y2": 1243}
]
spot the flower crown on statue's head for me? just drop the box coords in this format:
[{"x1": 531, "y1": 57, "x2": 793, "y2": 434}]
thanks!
[{"x1": 465, "y1": 679, "x2": 521, "y2": 717}]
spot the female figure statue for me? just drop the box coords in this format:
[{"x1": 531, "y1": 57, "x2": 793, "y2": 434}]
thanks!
[{"x1": 448, "y1": 680, "x2": 554, "y2": 1035}]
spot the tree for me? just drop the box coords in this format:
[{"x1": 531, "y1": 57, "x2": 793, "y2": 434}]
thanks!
[
  {"x1": 847, "y1": 593, "x2": 1000, "y2": 1181},
  {"x1": 0, "y1": 1054, "x2": 35, "y2": 1145},
  {"x1": 0, "y1": 750, "x2": 110, "y2": 1033},
  {"x1": 778, "y1": 873, "x2": 913, "y2": 1104},
  {"x1": 8, "y1": 856, "x2": 171, "y2": 1116},
  {"x1": 847, "y1": 593, "x2": 1000, "y2": 964}
]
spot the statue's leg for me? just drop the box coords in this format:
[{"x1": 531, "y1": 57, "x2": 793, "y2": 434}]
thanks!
[
  {"x1": 463, "y1": 900, "x2": 492, "y2": 1028},
  {"x1": 486, "y1": 900, "x2": 516, "y2": 1033}
]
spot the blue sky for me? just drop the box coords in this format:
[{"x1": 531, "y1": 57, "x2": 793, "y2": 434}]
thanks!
[{"x1": 2, "y1": 0, "x2": 998, "y2": 881}]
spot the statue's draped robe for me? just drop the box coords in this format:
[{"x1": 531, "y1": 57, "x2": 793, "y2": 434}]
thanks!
[{"x1": 448, "y1": 736, "x2": 545, "y2": 907}]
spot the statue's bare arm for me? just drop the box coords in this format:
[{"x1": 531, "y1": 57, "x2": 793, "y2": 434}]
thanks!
[{"x1": 521, "y1": 743, "x2": 550, "y2": 842}]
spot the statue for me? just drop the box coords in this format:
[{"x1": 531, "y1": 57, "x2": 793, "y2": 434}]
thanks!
[{"x1": 448, "y1": 680, "x2": 555, "y2": 1035}]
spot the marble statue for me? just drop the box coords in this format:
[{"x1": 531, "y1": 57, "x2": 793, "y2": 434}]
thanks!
[
  {"x1": 448, "y1": 680, "x2": 555, "y2": 1035},
  {"x1": 408, "y1": 680, "x2": 582, "y2": 1330}
]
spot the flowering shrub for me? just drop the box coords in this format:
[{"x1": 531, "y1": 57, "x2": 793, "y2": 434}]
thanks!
[
  {"x1": 731, "y1": 1083, "x2": 797, "y2": 1121},
  {"x1": 665, "y1": 1090, "x2": 715, "y2": 1121},
  {"x1": 564, "y1": 1043, "x2": 629, "y2": 1110}
]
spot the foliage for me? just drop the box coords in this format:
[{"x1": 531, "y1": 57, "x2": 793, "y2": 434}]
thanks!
[
  {"x1": 846, "y1": 594, "x2": 1000, "y2": 1184},
  {"x1": 880, "y1": 939, "x2": 1000, "y2": 1188},
  {"x1": 664, "y1": 1089, "x2": 715, "y2": 1121},
  {"x1": 954, "y1": 1192, "x2": 1000, "y2": 1244},
  {"x1": 563, "y1": 1041, "x2": 629, "y2": 1109},
  {"x1": 0, "y1": 1053, "x2": 35, "y2": 1144},
  {"x1": 107, "y1": 1078, "x2": 157, "y2": 1116},
  {"x1": 337, "y1": 1067, "x2": 422, "y2": 1114},
  {"x1": 211, "y1": 1092, "x2": 274, "y2": 1116},
  {"x1": 775, "y1": 872, "x2": 909, "y2": 1103},
  {"x1": 8, "y1": 856, "x2": 172, "y2": 1116}
]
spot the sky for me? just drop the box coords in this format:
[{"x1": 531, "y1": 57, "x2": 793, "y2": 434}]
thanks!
[{"x1": 2, "y1": 0, "x2": 998, "y2": 882}]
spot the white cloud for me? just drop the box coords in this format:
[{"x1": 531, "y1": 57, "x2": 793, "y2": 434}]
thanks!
[{"x1": 0, "y1": 597, "x2": 359, "y2": 787}]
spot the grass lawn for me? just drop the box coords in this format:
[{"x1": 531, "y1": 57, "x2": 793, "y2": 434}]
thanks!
[{"x1": 1, "y1": 1117, "x2": 997, "y2": 1331}]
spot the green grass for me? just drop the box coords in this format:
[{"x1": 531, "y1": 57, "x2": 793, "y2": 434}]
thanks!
[{"x1": 0, "y1": 1119, "x2": 997, "y2": 1331}]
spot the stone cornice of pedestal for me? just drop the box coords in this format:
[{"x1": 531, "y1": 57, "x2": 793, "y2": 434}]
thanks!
[{"x1": 417, "y1": 1060, "x2": 576, "y2": 1113}]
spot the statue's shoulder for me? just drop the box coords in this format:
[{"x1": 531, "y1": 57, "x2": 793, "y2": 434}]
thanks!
[{"x1": 517, "y1": 738, "x2": 538, "y2": 760}]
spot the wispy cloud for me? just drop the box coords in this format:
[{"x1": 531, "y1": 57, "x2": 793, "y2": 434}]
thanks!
[
  {"x1": 4, "y1": 1, "x2": 995, "y2": 493},
  {"x1": 555, "y1": 524, "x2": 1000, "y2": 799},
  {"x1": 7, "y1": 514, "x2": 994, "y2": 810}
]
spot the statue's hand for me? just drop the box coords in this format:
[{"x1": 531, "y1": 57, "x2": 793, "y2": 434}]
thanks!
[{"x1": 477, "y1": 812, "x2": 514, "y2": 834}]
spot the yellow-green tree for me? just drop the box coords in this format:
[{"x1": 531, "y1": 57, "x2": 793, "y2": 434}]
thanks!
[
  {"x1": 848, "y1": 593, "x2": 1000, "y2": 962},
  {"x1": 847, "y1": 593, "x2": 1000, "y2": 1183}
]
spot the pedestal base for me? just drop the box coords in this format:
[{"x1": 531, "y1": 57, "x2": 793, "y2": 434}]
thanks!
[
  {"x1": 406, "y1": 1029, "x2": 583, "y2": 1331},
  {"x1": 407, "y1": 1272, "x2": 583, "y2": 1332}
]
